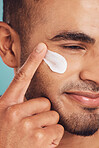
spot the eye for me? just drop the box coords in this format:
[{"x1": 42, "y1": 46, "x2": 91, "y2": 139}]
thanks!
[{"x1": 62, "y1": 45, "x2": 85, "y2": 50}]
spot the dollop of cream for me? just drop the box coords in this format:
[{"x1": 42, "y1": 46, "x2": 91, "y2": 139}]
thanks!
[{"x1": 44, "y1": 50, "x2": 67, "y2": 74}]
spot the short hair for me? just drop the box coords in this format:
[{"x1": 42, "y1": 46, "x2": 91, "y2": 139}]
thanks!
[
  {"x1": 3, "y1": 0, "x2": 41, "y2": 65},
  {"x1": 3, "y1": 0, "x2": 40, "y2": 31},
  {"x1": 3, "y1": 0, "x2": 26, "y2": 34}
]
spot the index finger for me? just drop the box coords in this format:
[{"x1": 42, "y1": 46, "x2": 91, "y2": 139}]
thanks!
[{"x1": 1, "y1": 43, "x2": 47, "y2": 105}]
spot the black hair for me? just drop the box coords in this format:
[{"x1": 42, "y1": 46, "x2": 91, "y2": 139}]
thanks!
[
  {"x1": 3, "y1": 0, "x2": 30, "y2": 36},
  {"x1": 3, "y1": 0, "x2": 41, "y2": 66},
  {"x1": 3, "y1": 0, "x2": 23, "y2": 23},
  {"x1": 3, "y1": 0, "x2": 40, "y2": 27}
]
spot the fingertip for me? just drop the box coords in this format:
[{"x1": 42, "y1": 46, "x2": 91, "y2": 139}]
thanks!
[
  {"x1": 59, "y1": 124, "x2": 65, "y2": 136},
  {"x1": 41, "y1": 97, "x2": 51, "y2": 110},
  {"x1": 35, "y1": 43, "x2": 48, "y2": 54}
]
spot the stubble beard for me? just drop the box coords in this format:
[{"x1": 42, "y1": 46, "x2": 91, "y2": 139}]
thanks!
[
  {"x1": 58, "y1": 110, "x2": 99, "y2": 136},
  {"x1": 25, "y1": 72, "x2": 99, "y2": 136}
]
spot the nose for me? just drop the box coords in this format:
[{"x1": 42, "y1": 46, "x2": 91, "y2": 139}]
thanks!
[{"x1": 80, "y1": 56, "x2": 99, "y2": 85}]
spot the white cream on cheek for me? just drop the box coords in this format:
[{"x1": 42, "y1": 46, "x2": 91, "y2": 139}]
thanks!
[{"x1": 43, "y1": 50, "x2": 67, "y2": 74}]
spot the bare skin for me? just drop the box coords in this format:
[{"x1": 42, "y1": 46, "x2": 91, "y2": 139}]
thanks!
[
  {"x1": 0, "y1": 43, "x2": 64, "y2": 148},
  {"x1": 0, "y1": 0, "x2": 99, "y2": 147}
]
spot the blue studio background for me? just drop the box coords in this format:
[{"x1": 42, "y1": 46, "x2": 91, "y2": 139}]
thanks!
[{"x1": 0, "y1": 0, "x2": 14, "y2": 95}]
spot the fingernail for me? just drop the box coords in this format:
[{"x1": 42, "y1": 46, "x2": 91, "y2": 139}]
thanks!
[{"x1": 35, "y1": 43, "x2": 47, "y2": 53}]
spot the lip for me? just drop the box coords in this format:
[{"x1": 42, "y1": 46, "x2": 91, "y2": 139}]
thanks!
[{"x1": 64, "y1": 92, "x2": 99, "y2": 108}]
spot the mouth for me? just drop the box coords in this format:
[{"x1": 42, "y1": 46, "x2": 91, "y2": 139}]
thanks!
[{"x1": 64, "y1": 91, "x2": 99, "y2": 108}]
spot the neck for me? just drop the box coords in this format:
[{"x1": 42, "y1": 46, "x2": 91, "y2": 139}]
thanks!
[{"x1": 57, "y1": 130, "x2": 99, "y2": 148}]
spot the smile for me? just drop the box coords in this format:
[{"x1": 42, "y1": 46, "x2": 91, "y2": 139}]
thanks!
[{"x1": 64, "y1": 92, "x2": 99, "y2": 108}]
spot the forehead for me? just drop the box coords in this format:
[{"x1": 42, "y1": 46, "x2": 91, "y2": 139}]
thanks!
[
  {"x1": 42, "y1": 0, "x2": 99, "y2": 19},
  {"x1": 32, "y1": 0, "x2": 99, "y2": 37}
]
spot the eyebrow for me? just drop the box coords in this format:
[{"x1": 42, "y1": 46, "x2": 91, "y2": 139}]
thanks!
[{"x1": 50, "y1": 31, "x2": 95, "y2": 44}]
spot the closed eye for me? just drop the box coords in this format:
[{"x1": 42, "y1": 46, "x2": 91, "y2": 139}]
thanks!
[{"x1": 62, "y1": 46, "x2": 85, "y2": 50}]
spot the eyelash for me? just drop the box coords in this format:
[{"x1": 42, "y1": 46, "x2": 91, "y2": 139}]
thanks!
[{"x1": 62, "y1": 45, "x2": 85, "y2": 50}]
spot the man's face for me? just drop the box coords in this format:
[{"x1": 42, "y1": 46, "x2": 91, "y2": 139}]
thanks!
[{"x1": 21, "y1": 0, "x2": 99, "y2": 136}]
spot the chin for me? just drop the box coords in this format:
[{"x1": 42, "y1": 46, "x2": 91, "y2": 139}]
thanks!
[
  {"x1": 58, "y1": 111, "x2": 99, "y2": 137},
  {"x1": 50, "y1": 96, "x2": 98, "y2": 137},
  {"x1": 63, "y1": 124, "x2": 98, "y2": 136}
]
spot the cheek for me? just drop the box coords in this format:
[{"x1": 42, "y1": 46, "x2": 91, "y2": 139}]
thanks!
[
  {"x1": 39, "y1": 54, "x2": 82, "y2": 85},
  {"x1": 31, "y1": 55, "x2": 83, "y2": 99},
  {"x1": 44, "y1": 50, "x2": 67, "y2": 74},
  {"x1": 34, "y1": 61, "x2": 65, "y2": 98},
  {"x1": 65, "y1": 54, "x2": 83, "y2": 78}
]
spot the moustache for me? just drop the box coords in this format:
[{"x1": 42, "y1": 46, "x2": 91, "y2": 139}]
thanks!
[{"x1": 62, "y1": 80, "x2": 99, "y2": 93}]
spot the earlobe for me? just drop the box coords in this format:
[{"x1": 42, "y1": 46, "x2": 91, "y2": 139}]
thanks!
[{"x1": 0, "y1": 22, "x2": 20, "y2": 68}]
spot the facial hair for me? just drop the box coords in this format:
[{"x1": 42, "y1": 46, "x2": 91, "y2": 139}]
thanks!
[
  {"x1": 53, "y1": 80, "x2": 99, "y2": 136},
  {"x1": 25, "y1": 72, "x2": 99, "y2": 137}
]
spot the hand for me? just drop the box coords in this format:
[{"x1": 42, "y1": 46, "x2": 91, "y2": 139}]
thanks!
[{"x1": 0, "y1": 43, "x2": 64, "y2": 148}]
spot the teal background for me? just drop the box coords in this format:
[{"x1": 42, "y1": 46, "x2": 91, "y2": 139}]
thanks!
[{"x1": 0, "y1": 0, "x2": 14, "y2": 95}]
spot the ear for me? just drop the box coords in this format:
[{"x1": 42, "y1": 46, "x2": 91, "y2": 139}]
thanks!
[{"x1": 0, "y1": 22, "x2": 21, "y2": 68}]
